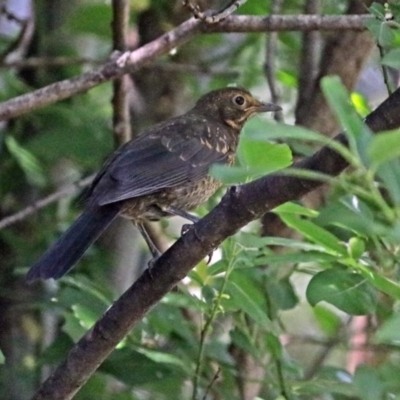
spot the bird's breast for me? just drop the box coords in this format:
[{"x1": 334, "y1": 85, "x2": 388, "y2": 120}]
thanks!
[{"x1": 119, "y1": 175, "x2": 222, "y2": 222}]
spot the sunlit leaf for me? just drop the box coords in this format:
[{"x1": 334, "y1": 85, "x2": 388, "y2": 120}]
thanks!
[
  {"x1": 5, "y1": 136, "x2": 46, "y2": 187},
  {"x1": 306, "y1": 268, "x2": 377, "y2": 315}
]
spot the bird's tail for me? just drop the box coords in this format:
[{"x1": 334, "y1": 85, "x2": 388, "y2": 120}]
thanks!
[{"x1": 26, "y1": 204, "x2": 120, "y2": 282}]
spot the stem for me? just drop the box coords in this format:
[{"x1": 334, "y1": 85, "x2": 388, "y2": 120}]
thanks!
[
  {"x1": 191, "y1": 239, "x2": 239, "y2": 400},
  {"x1": 378, "y1": 43, "x2": 393, "y2": 96}
]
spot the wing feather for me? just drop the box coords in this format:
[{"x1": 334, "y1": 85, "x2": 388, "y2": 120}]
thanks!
[{"x1": 88, "y1": 117, "x2": 231, "y2": 206}]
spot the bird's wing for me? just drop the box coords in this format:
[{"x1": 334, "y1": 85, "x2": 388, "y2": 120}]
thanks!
[{"x1": 90, "y1": 117, "x2": 232, "y2": 206}]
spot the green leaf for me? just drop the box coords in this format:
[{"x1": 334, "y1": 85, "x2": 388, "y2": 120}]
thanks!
[
  {"x1": 5, "y1": 136, "x2": 46, "y2": 187},
  {"x1": 306, "y1": 268, "x2": 377, "y2": 315},
  {"x1": 375, "y1": 160, "x2": 400, "y2": 205},
  {"x1": 354, "y1": 365, "x2": 385, "y2": 400},
  {"x1": 355, "y1": 265, "x2": 400, "y2": 300},
  {"x1": 245, "y1": 118, "x2": 355, "y2": 165},
  {"x1": 162, "y1": 292, "x2": 206, "y2": 312},
  {"x1": 365, "y1": 18, "x2": 395, "y2": 47},
  {"x1": 375, "y1": 312, "x2": 400, "y2": 344},
  {"x1": 209, "y1": 164, "x2": 268, "y2": 184},
  {"x1": 368, "y1": 2, "x2": 386, "y2": 19},
  {"x1": 138, "y1": 348, "x2": 187, "y2": 369},
  {"x1": 266, "y1": 277, "x2": 298, "y2": 311},
  {"x1": 368, "y1": 129, "x2": 400, "y2": 165},
  {"x1": 351, "y1": 92, "x2": 371, "y2": 117},
  {"x1": 257, "y1": 251, "x2": 336, "y2": 266},
  {"x1": 273, "y1": 202, "x2": 319, "y2": 217},
  {"x1": 313, "y1": 305, "x2": 342, "y2": 336},
  {"x1": 0, "y1": 349, "x2": 5, "y2": 364},
  {"x1": 236, "y1": 232, "x2": 329, "y2": 252},
  {"x1": 238, "y1": 137, "x2": 292, "y2": 170},
  {"x1": 226, "y1": 278, "x2": 275, "y2": 331},
  {"x1": 321, "y1": 76, "x2": 370, "y2": 144},
  {"x1": 347, "y1": 237, "x2": 365, "y2": 259},
  {"x1": 210, "y1": 133, "x2": 292, "y2": 184},
  {"x1": 67, "y1": 4, "x2": 112, "y2": 38},
  {"x1": 101, "y1": 349, "x2": 180, "y2": 386},
  {"x1": 382, "y1": 48, "x2": 400, "y2": 68},
  {"x1": 278, "y1": 212, "x2": 347, "y2": 255},
  {"x1": 246, "y1": 118, "x2": 334, "y2": 143},
  {"x1": 230, "y1": 327, "x2": 259, "y2": 359}
]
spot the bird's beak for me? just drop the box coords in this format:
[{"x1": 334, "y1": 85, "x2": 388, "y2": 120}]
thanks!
[{"x1": 253, "y1": 101, "x2": 282, "y2": 113}]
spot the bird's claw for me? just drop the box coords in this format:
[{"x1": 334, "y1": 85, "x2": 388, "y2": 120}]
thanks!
[
  {"x1": 181, "y1": 223, "x2": 192, "y2": 236},
  {"x1": 147, "y1": 254, "x2": 161, "y2": 279},
  {"x1": 181, "y1": 223, "x2": 215, "y2": 264},
  {"x1": 206, "y1": 250, "x2": 214, "y2": 264}
]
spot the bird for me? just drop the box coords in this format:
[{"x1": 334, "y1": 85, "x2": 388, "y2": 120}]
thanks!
[{"x1": 26, "y1": 87, "x2": 281, "y2": 282}]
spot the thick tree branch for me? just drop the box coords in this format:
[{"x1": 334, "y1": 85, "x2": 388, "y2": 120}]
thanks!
[
  {"x1": 32, "y1": 87, "x2": 400, "y2": 400},
  {"x1": 0, "y1": 14, "x2": 370, "y2": 121}
]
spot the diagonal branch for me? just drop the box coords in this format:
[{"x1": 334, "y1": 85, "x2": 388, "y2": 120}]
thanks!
[
  {"x1": 0, "y1": 175, "x2": 94, "y2": 230},
  {"x1": 31, "y1": 87, "x2": 400, "y2": 400},
  {"x1": 0, "y1": 14, "x2": 370, "y2": 121}
]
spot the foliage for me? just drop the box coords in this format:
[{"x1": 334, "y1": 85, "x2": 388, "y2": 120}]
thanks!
[{"x1": 1, "y1": 1, "x2": 400, "y2": 400}]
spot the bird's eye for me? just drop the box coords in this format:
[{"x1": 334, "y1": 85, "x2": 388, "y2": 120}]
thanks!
[{"x1": 233, "y1": 95, "x2": 246, "y2": 107}]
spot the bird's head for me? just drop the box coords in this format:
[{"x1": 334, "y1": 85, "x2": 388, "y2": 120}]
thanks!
[{"x1": 193, "y1": 87, "x2": 281, "y2": 130}]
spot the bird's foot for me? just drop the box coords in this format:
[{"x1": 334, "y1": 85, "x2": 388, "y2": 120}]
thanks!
[
  {"x1": 147, "y1": 254, "x2": 161, "y2": 279},
  {"x1": 181, "y1": 223, "x2": 192, "y2": 236}
]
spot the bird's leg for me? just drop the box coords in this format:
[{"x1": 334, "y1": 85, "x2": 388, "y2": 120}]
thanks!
[
  {"x1": 164, "y1": 207, "x2": 200, "y2": 236},
  {"x1": 166, "y1": 207, "x2": 200, "y2": 223},
  {"x1": 166, "y1": 207, "x2": 214, "y2": 264},
  {"x1": 137, "y1": 223, "x2": 162, "y2": 269}
]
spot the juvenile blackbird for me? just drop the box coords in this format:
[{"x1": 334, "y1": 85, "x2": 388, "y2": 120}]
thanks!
[{"x1": 26, "y1": 87, "x2": 281, "y2": 282}]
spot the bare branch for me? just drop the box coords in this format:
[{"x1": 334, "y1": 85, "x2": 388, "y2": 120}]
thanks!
[
  {"x1": 183, "y1": 0, "x2": 247, "y2": 23},
  {"x1": 0, "y1": 17, "x2": 202, "y2": 121},
  {"x1": 0, "y1": 175, "x2": 94, "y2": 230},
  {"x1": 0, "y1": 4, "x2": 27, "y2": 24},
  {"x1": 0, "y1": 56, "x2": 101, "y2": 69},
  {"x1": 31, "y1": 87, "x2": 400, "y2": 400},
  {"x1": 0, "y1": 14, "x2": 370, "y2": 121}
]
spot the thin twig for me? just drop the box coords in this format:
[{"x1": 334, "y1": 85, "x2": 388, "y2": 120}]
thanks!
[
  {"x1": 0, "y1": 15, "x2": 370, "y2": 121},
  {"x1": 0, "y1": 57, "x2": 238, "y2": 77},
  {"x1": 192, "y1": 241, "x2": 238, "y2": 400},
  {"x1": 304, "y1": 337, "x2": 340, "y2": 379},
  {"x1": 183, "y1": 0, "x2": 247, "y2": 24},
  {"x1": 0, "y1": 4, "x2": 27, "y2": 24},
  {"x1": 0, "y1": 175, "x2": 94, "y2": 230},
  {"x1": 202, "y1": 368, "x2": 221, "y2": 400},
  {"x1": 0, "y1": 56, "x2": 101, "y2": 69},
  {"x1": 378, "y1": 43, "x2": 393, "y2": 96}
]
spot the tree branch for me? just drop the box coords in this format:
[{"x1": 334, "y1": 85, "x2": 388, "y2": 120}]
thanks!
[
  {"x1": 31, "y1": 87, "x2": 400, "y2": 400},
  {"x1": 0, "y1": 175, "x2": 94, "y2": 230},
  {"x1": 0, "y1": 14, "x2": 370, "y2": 121}
]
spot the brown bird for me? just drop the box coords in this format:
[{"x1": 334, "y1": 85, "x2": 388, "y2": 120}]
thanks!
[{"x1": 26, "y1": 87, "x2": 281, "y2": 282}]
